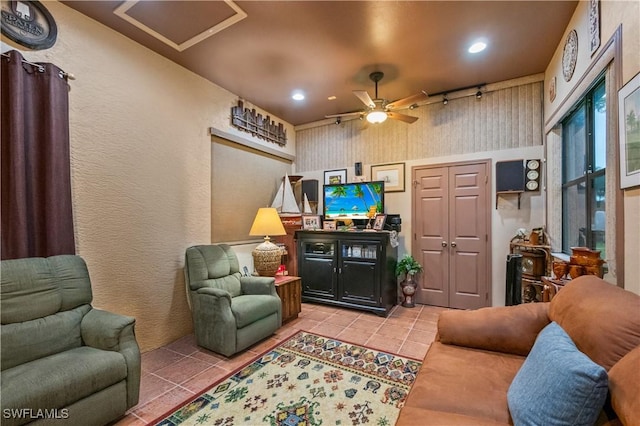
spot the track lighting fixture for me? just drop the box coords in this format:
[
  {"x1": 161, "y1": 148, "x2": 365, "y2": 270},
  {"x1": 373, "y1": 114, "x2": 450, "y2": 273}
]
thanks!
[
  {"x1": 409, "y1": 104, "x2": 418, "y2": 110},
  {"x1": 335, "y1": 117, "x2": 341, "y2": 125},
  {"x1": 428, "y1": 83, "x2": 486, "y2": 105}
]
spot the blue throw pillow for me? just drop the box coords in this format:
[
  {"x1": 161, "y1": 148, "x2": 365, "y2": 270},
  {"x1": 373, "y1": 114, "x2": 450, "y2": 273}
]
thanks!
[{"x1": 507, "y1": 321, "x2": 608, "y2": 426}]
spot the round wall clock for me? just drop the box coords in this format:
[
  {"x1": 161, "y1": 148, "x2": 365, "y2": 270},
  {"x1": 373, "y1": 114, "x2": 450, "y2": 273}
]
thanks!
[{"x1": 562, "y1": 30, "x2": 578, "y2": 82}]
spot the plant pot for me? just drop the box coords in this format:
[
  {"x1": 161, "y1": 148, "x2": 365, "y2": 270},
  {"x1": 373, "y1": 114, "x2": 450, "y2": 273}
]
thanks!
[{"x1": 400, "y1": 275, "x2": 417, "y2": 308}]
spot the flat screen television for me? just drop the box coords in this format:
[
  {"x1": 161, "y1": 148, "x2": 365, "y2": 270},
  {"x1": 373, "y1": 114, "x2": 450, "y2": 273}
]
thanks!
[{"x1": 323, "y1": 181, "x2": 384, "y2": 221}]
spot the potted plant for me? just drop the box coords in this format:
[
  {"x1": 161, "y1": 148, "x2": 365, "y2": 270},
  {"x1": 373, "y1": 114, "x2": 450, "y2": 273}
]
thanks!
[{"x1": 396, "y1": 254, "x2": 423, "y2": 308}]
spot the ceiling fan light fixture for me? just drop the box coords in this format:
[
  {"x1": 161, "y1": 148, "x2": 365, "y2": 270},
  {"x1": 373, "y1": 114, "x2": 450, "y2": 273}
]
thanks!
[{"x1": 366, "y1": 110, "x2": 388, "y2": 124}]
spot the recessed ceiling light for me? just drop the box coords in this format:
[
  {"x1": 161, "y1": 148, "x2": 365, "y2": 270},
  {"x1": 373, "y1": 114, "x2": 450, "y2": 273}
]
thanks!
[
  {"x1": 292, "y1": 92, "x2": 305, "y2": 101},
  {"x1": 468, "y1": 41, "x2": 487, "y2": 53},
  {"x1": 327, "y1": 95, "x2": 337, "y2": 101}
]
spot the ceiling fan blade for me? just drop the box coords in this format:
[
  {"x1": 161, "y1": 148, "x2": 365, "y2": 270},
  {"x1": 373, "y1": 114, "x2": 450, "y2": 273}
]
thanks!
[
  {"x1": 353, "y1": 90, "x2": 375, "y2": 109},
  {"x1": 325, "y1": 111, "x2": 363, "y2": 119},
  {"x1": 386, "y1": 111, "x2": 419, "y2": 124},
  {"x1": 386, "y1": 91, "x2": 428, "y2": 110}
]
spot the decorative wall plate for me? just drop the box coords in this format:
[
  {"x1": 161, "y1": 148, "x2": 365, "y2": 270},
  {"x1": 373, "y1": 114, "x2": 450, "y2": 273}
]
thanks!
[
  {"x1": 525, "y1": 159, "x2": 541, "y2": 192},
  {"x1": 562, "y1": 30, "x2": 578, "y2": 82},
  {"x1": 526, "y1": 159, "x2": 540, "y2": 170}
]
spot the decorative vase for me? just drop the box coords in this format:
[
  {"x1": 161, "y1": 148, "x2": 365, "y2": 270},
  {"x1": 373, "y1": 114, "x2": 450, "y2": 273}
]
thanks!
[
  {"x1": 568, "y1": 264, "x2": 584, "y2": 279},
  {"x1": 570, "y1": 247, "x2": 601, "y2": 259},
  {"x1": 552, "y1": 261, "x2": 568, "y2": 280},
  {"x1": 400, "y1": 274, "x2": 417, "y2": 308}
]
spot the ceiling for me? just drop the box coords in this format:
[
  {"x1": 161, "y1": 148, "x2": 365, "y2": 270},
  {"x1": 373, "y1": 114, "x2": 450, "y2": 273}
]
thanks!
[{"x1": 62, "y1": 1, "x2": 578, "y2": 126}]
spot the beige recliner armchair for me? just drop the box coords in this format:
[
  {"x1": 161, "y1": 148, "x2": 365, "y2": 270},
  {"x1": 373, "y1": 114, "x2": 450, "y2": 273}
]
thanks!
[{"x1": 184, "y1": 244, "x2": 282, "y2": 357}]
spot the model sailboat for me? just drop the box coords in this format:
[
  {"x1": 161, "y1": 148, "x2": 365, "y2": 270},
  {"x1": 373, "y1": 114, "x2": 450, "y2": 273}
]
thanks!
[
  {"x1": 271, "y1": 173, "x2": 301, "y2": 217},
  {"x1": 302, "y1": 193, "x2": 312, "y2": 214}
]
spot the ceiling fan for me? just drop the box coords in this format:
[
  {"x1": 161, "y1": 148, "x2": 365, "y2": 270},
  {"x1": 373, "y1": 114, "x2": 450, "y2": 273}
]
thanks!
[{"x1": 326, "y1": 71, "x2": 428, "y2": 124}]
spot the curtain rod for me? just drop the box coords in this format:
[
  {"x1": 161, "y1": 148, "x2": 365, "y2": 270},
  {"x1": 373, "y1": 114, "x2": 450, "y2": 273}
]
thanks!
[{"x1": 1, "y1": 52, "x2": 75, "y2": 80}]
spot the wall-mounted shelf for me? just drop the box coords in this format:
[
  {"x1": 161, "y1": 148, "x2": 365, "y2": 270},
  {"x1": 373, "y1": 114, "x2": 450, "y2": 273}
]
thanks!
[
  {"x1": 495, "y1": 159, "x2": 541, "y2": 209},
  {"x1": 496, "y1": 190, "x2": 523, "y2": 209}
]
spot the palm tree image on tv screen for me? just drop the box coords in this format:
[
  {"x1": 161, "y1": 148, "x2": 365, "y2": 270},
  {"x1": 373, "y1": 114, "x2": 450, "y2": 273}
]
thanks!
[{"x1": 323, "y1": 182, "x2": 384, "y2": 220}]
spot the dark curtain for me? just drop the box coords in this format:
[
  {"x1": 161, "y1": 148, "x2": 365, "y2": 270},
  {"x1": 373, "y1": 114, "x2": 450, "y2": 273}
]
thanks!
[{"x1": 1, "y1": 50, "x2": 75, "y2": 260}]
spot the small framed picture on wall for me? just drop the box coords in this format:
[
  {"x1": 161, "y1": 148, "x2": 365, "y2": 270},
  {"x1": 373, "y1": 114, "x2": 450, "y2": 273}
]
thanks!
[
  {"x1": 619, "y1": 72, "x2": 640, "y2": 189},
  {"x1": 324, "y1": 169, "x2": 347, "y2": 185},
  {"x1": 371, "y1": 163, "x2": 405, "y2": 192}
]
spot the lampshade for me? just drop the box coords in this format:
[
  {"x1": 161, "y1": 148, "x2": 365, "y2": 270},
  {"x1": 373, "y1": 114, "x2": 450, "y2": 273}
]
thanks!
[
  {"x1": 366, "y1": 110, "x2": 388, "y2": 124},
  {"x1": 250, "y1": 208, "x2": 286, "y2": 276},
  {"x1": 249, "y1": 207, "x2": 286, "y2": 238}
]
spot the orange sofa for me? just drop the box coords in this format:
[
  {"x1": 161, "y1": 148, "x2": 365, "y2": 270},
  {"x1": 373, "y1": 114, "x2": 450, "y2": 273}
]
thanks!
[{"x1": 397, "y1": 275, "x2": 640, "y2": 425}]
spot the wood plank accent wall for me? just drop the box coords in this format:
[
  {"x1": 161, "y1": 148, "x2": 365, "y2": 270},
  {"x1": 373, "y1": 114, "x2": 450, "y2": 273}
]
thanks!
[{"x1": 295, "y1": 81, "x2": 543, "y2": 172}]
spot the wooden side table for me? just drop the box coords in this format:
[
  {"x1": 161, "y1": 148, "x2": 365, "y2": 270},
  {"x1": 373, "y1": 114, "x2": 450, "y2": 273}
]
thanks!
[{"x1": 274, "y1": 275, "x2": 302, "y2": 323}]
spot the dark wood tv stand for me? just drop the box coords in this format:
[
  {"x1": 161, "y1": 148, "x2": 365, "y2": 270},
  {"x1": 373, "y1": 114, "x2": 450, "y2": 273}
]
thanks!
[{"x1": 296, "y1": 230, "x2": 398, "y2": 316}]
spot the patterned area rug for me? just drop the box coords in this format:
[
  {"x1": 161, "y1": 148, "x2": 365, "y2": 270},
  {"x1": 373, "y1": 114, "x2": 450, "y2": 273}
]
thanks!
[{"x1": 154, "y1": 330, "x2": 422, "y2": 426}]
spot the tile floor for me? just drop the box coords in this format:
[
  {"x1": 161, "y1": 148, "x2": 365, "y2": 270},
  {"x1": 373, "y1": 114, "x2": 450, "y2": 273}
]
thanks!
[{"x1": 116, "y1": 302, "x2": 447, "y2": 425}]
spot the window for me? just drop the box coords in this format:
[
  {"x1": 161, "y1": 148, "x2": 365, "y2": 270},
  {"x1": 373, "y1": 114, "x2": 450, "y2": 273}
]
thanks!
[{"x1": 562, "y1": 78, "x2": 606, "y2": 256}]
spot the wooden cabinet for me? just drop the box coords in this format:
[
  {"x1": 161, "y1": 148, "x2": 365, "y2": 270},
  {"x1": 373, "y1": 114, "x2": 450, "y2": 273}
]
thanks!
[
  {"x1": 296, "y1": 230, "x2": 398, "y2": 316},
  {"x1": 273, "y1": 217, "x2": 301, "y2": 276},
  {"x1": 274, "y1": 275, "x2": 301, "y2": 323},
  {"x1": 509, "y1": 242, "x2": 552, "y2": 303}
]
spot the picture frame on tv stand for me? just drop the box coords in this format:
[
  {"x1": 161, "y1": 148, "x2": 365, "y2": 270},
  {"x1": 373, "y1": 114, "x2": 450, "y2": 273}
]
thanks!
[
  {"x1": 323, "y1": 220, "x2": 336, "y2": 231},
  {"x1": 302, "y1": 215, "x2": 321, "y2": 230},
  {"x1": 373, "y1": 214, "x2": 387, "y2": 231}
]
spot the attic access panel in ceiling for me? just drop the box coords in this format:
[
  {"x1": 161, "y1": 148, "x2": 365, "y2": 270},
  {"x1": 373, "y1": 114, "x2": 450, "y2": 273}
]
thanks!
[{"x1": 114, "y1": 0, "x2": 247, "y2": 51}]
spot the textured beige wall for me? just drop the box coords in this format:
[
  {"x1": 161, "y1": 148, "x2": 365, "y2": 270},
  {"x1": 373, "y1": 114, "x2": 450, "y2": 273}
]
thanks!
[
  {"x1": 544, "y1": 0, "x2": 640, "y2": 293},
  {"x1": 1, "y1": 1, "x2": 295, "y2": 351}
]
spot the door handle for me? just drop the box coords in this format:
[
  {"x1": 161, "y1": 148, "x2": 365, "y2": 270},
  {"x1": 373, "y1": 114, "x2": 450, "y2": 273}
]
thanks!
[
  {"x1": 441, "y1": 241, "x2": 448, "y2": 247},
  {"x1": 451, "y1": 242, "x2": 457, "y2": 248}
]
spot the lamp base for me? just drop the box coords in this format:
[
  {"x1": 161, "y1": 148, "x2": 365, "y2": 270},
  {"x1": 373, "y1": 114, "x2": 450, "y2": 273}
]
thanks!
[{"x1": 252, "y1": 240, "x2": 282, "y2": 277}]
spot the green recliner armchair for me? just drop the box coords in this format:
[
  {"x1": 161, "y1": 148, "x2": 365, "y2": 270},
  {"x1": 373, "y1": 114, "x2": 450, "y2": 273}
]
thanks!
[
  {"x1": 0, "y1": 255, "x2": 141, "y2": 426},
  {"x1": 185, "y1": 244, "x2": 282, "y2": 357}
]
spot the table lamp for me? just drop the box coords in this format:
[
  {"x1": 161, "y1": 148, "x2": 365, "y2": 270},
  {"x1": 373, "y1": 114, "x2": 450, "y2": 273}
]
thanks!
[{"x1": 249, "y1": 207, "x2": 286, "y2": 276}]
